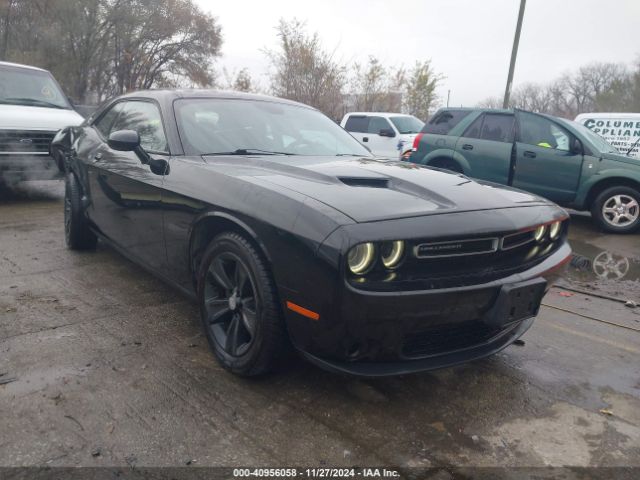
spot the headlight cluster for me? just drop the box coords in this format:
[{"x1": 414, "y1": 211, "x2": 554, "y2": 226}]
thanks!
[
  {"x1": 347, "y1": 241, "x2": 405, "y2": 275},
  {"x1": 534, "y1": 220, "x2": 563, "y2": 244}
]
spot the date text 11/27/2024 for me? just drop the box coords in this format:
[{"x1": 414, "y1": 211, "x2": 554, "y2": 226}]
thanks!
[{"x1": 232, "y1": 468, "x2": 400, "y2": 478}]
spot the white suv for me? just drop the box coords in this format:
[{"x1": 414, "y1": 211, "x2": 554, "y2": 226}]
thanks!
[
  {"x1": 0, "y1": 61, "x2": 84, "y2": 184},
  {"x1": 340, "y1": 112, "x2": 424, "y2": 159}
]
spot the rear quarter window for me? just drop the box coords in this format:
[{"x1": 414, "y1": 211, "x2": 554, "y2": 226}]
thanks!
[
  {"x1": 344, "y1": 115, "x2": 369, "y2": 133},
  {"x1": 423, "y1": 110, "x2": 472, "y2": 135}
]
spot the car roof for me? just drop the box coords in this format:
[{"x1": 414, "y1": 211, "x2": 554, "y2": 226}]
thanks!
[
  {"x1": 0, "y1": 60, "x2": 49, "y2": 73},
  {"x1": 116, "y1": 89, "x2": 314, "y2": 109},
  {"x1": 575, "y1": 112, "x2": 640, "y2": 120},
  {"x1": 345, "y1": 112, "x2": 412, "y2": 118}
]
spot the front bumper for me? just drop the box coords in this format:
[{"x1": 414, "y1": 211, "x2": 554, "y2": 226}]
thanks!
[
  {"x1": 0, "y1": 154, "x2": 62, "y2": 182},
  {"x1": 289, "y1": 243, "x2": 570, "y2": 376},
  {"x1": 300, "y1": 317, "x2": 534, "y2": 376}
]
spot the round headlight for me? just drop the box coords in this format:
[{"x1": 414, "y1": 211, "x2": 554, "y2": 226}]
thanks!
[
  {"x1": 549, "y1": 221, "x2": 562, "y2": 240},
  {"x1": 381, "y1": 241, "x2": 405, "y2": 269},
  {"x1": 347, "y1": 242, "x2": 376, "y2": 275},
  {"x1": 534, "y1": 225, "x2": 547, "y2": 243}
]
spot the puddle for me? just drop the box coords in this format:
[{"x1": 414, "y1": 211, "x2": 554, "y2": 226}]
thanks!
[{"x1": 561, "y1": 238, "x2": 640, "y2": 300}]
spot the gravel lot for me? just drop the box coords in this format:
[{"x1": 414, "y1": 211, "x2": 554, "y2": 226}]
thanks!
[{"x1": 1, "y1": 181, "x2": 639, "y2": 470}]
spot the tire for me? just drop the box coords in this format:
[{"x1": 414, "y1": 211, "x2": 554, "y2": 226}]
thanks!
[
  {"x1": 591, "y1": 186, "x2": 640, "y2": 233},
  {"x1": 429, "y1": 158, "x2": 463, "y2": 174},
  {"x1": 52, "y1": 149, "x2": 64, "y2": 173},
  {"x1": 196, "y1": 232, "x2": 287, "y2": 376},
  {"x1": 64, "y1": 173, "x2": 97, "y2": 250}
]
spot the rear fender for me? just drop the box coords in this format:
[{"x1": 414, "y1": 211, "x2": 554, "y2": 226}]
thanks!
[{"x1": 419, "y1": 148, "x2": 470, "y2": 174}]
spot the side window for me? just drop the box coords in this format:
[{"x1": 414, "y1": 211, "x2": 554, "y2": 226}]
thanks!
[
  {"x1": 344, "y1": 116, "x2": 369, "y2": 133},
  {"x1": 423, "y1": 110, "x2": 472, "y2": 135},
  {"x1": 518, "y1": 112, "x2": 570, "y2": 151},
  {"x1": 480, "y1": 114, "x2": 514, "y2": 143},
  {"x1": 94, "y1": 102, "x2": 124, "y2": 138},
  {"x1": 112, "y1": 101, "x2": 168, "y2": 153},
  {"x1": 462, "y1": 115, "x2": 483, "y2": 139},
  {"x1": 368, "y1": 116, "x2": 392, "y2": 134}
]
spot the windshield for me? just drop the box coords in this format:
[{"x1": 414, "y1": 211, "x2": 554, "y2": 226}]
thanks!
[
  {"x1": 0, "y1": 66, "x2": 71, "y2": 109},
  {"x1": 568, "y1": 120, "x2": 619, "y2": 154},
  {"x1": 174, "y1": 98, "x2": 372, "y2": 157},
  {"x1": 390, "y1": 115, "x2": 424, "y2": 134}
]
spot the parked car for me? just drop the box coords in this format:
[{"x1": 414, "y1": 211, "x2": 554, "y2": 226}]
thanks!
[
  {"x1": 53, "y1": 90, "x2": 570, "y2": 377},
  {"x1": 0, "y1": 61, "x2": 84, "y2": 185},
  {"x1": 341, "y1": 112, "x2": 424, "y2": 158},
  {"x1": 574, "y1": 112, "x2": 640, "y2": 159},
  {"x1": 409, "y1": 108, "x2": 640, "y2": 233}
]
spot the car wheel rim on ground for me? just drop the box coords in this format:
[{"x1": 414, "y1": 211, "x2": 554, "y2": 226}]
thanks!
[
  {"x1": 204, "y1": 252, "x2": 258, "y2": 357},
  {"x1": 601, "y1": 194, "x2": 639, "y2": 227}
]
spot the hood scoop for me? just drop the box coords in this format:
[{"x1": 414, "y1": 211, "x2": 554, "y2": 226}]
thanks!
[{"x1": 338, "y1": 176, "x2": 390, "y2": 188}]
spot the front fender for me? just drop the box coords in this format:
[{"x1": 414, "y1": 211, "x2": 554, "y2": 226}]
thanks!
[{"x1": 575, "y1": 168, "x2": 640, "y2": 208}]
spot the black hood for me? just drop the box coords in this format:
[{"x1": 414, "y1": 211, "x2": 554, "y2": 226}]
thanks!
[{"x1": 204, "y1": 156, "x2": 551, "y2": 223}]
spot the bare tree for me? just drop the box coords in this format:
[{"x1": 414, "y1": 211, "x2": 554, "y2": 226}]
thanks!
[
  {"x1": 265, "y1": 18, "x2": 346, "y2": 119},
  {"x1": 0, "y1": 0, "x2": 222, "y2": 103},
  {"x1": 110, "y1": 0, "x2": 222, "y2": 95},
  {"x1": 509, "y1": 83, "x2": 552, "y2": 113},
  {"x1": 478, "y1": 60, "x2": 638, "y2": 118}
]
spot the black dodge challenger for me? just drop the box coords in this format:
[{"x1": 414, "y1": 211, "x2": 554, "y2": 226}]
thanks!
[{"x1": 52, "y1": 90, "x2": 571, "y2": 377}]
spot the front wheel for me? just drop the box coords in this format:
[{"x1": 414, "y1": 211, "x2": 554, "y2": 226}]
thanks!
[
  {"x1": 591, "y1": 186, "x2": 640, "y2": 233},
  {"x1": 64, "y1": 173, "x2": 97, "y2": 250},
  {"x1": 196, "y1": 232, "x2": 287, "y2": 376}
]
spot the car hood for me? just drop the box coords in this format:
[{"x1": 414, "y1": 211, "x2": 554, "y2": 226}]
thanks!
[
  {"x1": 204, "y1": 155, "x2": 551, "y2": 223},
  {"x1": 601, "y1": 151, "x2": 640, "y2": 166},
  {"x1": 0, "y1": 105, "x2": 84, "y2": 131}
]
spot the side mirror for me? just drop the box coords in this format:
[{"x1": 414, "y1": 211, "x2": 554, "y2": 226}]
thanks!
[
  {"x1": 108, "y1": 130, "x2": 140, "y2": 152},
  {"x1": 571, "y1": 138, "x2": 583, "y2": 155},
  {"x1": 379, "y1": 128, "x2": 396, "y2": 138}
]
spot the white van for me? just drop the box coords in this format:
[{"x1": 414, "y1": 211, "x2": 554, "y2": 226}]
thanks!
[
  {"x1": 574, "y1": 112, "x2": 640, "y2": 158},
  {"x1": 341, "y1": 112, "x2": 424, "y2": 159}
]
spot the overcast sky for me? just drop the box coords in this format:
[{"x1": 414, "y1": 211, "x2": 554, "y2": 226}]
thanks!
[{"x1": 195, "y1": 0, "x2": 640, "y2": 107}]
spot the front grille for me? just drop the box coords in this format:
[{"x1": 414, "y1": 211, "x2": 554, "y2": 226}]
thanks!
[
  {"x1": 415, "y1": 237, "x2": 498, "y2": 258},
  {"x1": 402, "y1": 320, "x2": 508, "y2": 358},
  {"x1": 349, "y1": 222, "x2": 567, "y2": 292},
  {"x1": 0, "y1": 130, "x2": 57, "y2": 153}
]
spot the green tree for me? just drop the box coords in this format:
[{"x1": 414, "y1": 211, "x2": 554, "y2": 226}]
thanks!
[{"x1": 403, "y1": 60, "x2": 441, "y2": 121}]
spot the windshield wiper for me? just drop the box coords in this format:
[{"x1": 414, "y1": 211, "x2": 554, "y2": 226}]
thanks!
[
  {"x1": 5, "y1": 97, "x2": 66, "y2": 109},
  {"x1": 335, "y1": 153, "x2": 367, "y2": 157},
  {"x1": 203, "y1": 148, "x2": 293, "y2": 156}
]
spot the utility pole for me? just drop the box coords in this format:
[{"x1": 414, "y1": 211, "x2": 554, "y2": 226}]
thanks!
[
  {"x1": 446, "y1": 90, "x2": 450, "y2": 107},
  {"x1": 503, "y1": 0, "x2": 526, "y2": 109}
]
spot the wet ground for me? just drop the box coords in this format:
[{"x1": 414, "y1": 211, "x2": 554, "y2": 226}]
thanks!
[{"x1": 1, "y1": 181, "x2": 639, "y2": 469}]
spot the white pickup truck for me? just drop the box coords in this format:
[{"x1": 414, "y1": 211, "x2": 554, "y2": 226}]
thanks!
[
  {"x1": 341, "y1": 112, "x2": 424, "y2": 159},
  {"x1": 0, "y1": 61, "x2": 84, "y2": 184}
]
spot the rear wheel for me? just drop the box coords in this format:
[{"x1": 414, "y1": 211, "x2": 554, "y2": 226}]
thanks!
[
  {"x1": 64, "y1": 173, "x2": 97, "y2": 250},
  {"x1": 591, "y1": 186, "x2": 640, "y2": 233},
  {"x1": 196, "y1": 232, "x2": 287, "y2": 376}
]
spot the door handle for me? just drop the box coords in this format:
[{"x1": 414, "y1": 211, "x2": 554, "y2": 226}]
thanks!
[
  {"x1": 362, "y1": 137, "x2": 369, "y2": 142},
  {"x1": 92, "y1": 152, "x2": 103, "y2": 161},
  {"x1": 462, "y1": 144, "x2": 473, "y2": 150},
  {"x1": 523, "y1": 151, "x2": 536, "y2": 158}
]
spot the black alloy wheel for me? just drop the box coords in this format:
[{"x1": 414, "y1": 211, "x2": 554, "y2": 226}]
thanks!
[
  {"x1": 204, "y1": 251, "x2": 258, "y2": 357},
  {"x1": 197, "y1": 232, "x2": 287, "y2": 376}
]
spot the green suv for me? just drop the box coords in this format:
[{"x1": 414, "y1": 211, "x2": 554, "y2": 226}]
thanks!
[{"x1": 408, "y1": 108, "x2": 640, "y2": 233}]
